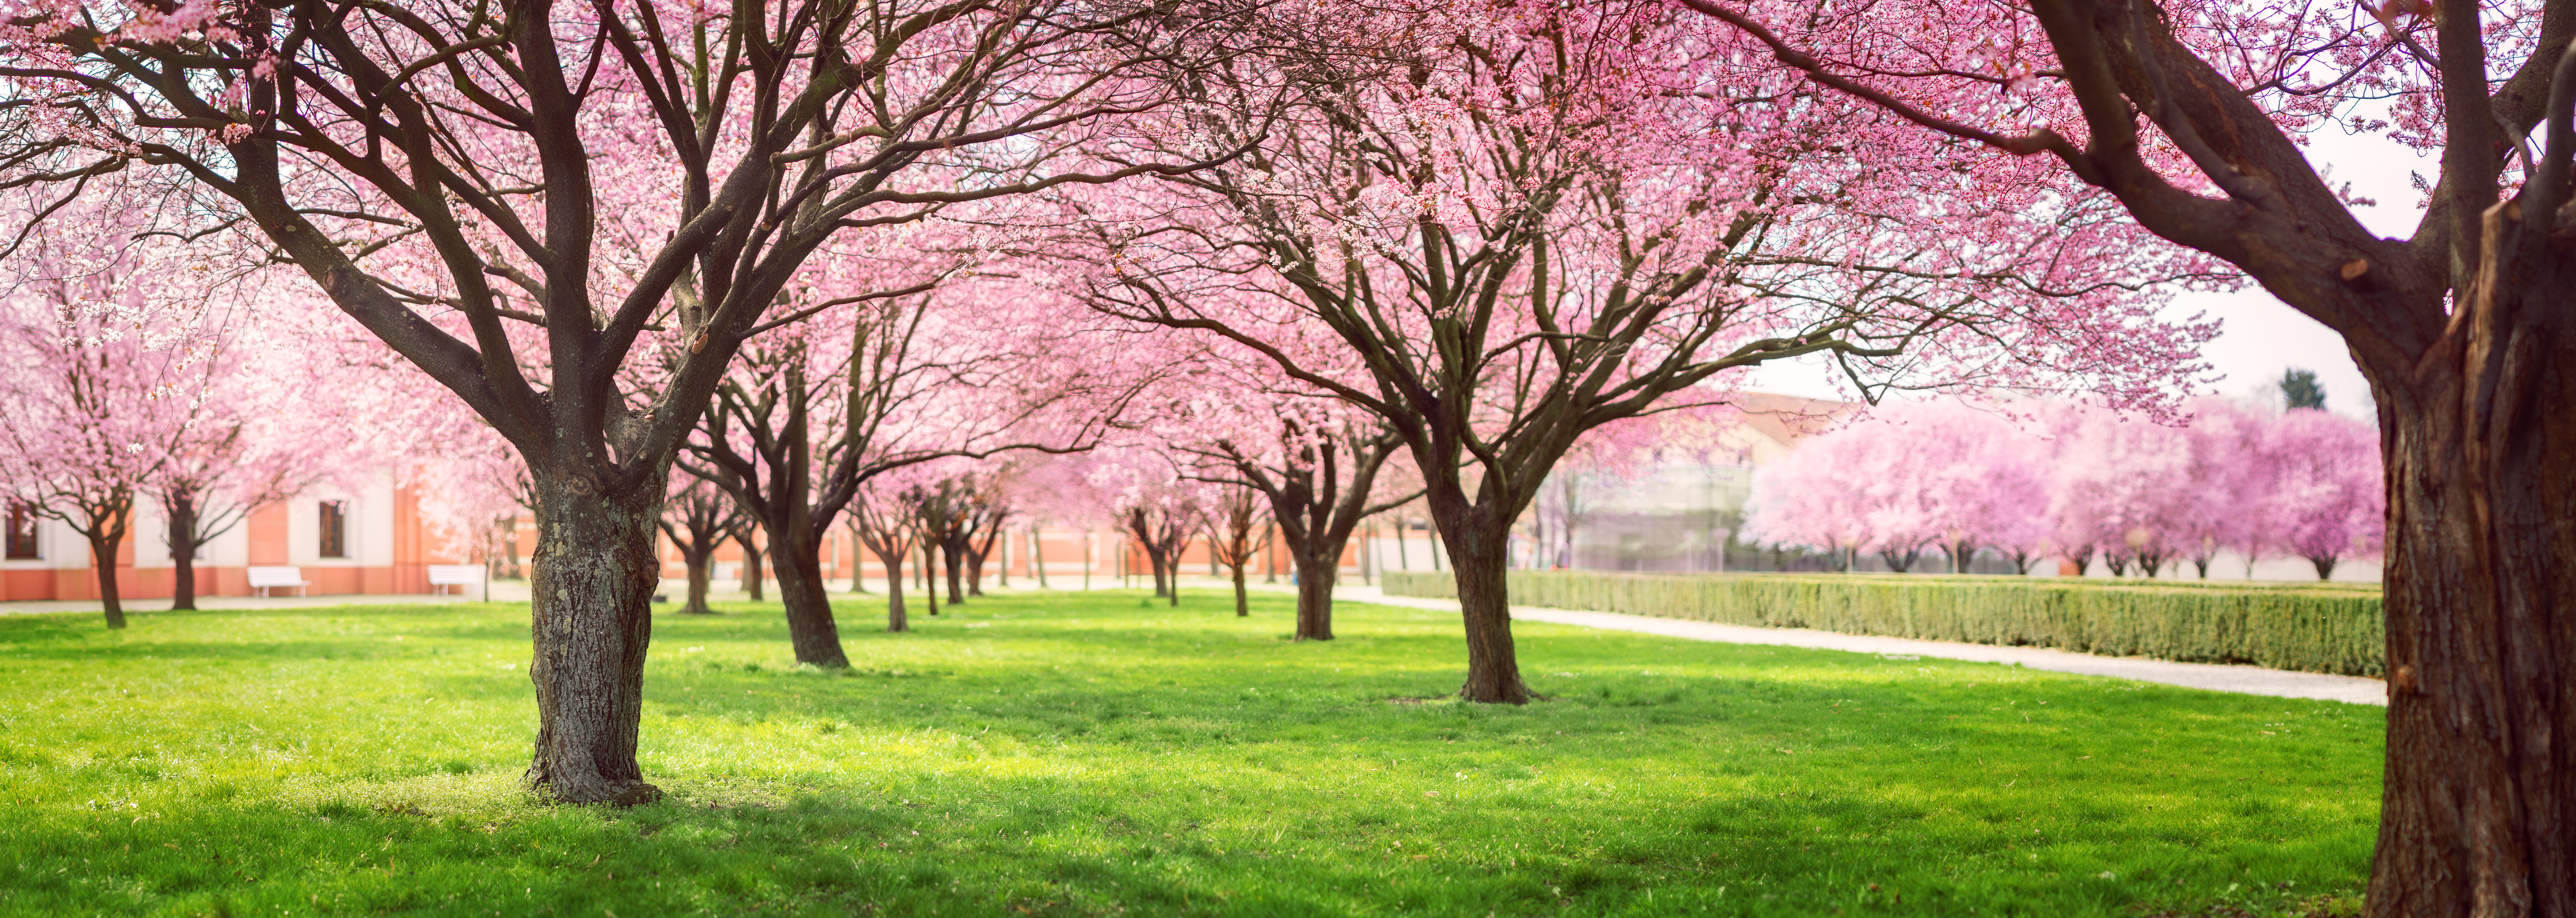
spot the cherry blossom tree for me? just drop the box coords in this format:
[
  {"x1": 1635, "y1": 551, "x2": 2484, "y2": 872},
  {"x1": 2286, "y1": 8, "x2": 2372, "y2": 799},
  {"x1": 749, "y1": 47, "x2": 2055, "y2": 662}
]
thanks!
[
  {"x1": 1204, "y1": 483, "x2": 1269, "y2": 617},
  {"x1": 657, "y1": 473, "x2": 739, "y2": 616},
  {"x1": 1681, "y1": 0, "x2": 2576, "y2": 899},
  {"x1": 1049, "y1": 0, "x2": 2214, "y2": 702},
  {"x1": 0, "y1": 0, "x2": 1269, "y2": 802},
  {"x1": 0, "y1": 301, "x2": 178, "y2": 627},
  {"x1": 0, "y1": 188, "x2": 246, "y2": 626},
  {"x1": 2261, "y1": 408, "x2": 2385, "y2": 581},
  {"x1": 1154, "y1": 361, "x2": 1417, "y2": 638},
  {"x1": 848, "y1": 472, "x2": 928, "y2": 632}
]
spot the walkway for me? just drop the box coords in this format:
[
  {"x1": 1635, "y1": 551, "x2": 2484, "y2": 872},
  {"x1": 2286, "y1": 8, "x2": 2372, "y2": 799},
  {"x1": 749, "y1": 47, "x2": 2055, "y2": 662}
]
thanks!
[{"x1": 1326, "y1": 583, "x2": 2388, "y2": 706}]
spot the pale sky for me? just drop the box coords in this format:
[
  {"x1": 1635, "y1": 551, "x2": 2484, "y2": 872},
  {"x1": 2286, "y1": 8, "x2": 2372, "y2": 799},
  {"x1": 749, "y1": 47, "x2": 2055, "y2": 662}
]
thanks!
[{"x1": 1748, "y1": 122, "x2": 2430, "y2": 422}]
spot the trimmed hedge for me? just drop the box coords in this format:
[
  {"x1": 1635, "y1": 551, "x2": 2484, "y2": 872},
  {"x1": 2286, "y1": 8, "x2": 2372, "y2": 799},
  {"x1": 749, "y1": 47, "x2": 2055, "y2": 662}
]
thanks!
[{"x1": 1380, "y1": 570, "x2": 2385, "y2": 677}]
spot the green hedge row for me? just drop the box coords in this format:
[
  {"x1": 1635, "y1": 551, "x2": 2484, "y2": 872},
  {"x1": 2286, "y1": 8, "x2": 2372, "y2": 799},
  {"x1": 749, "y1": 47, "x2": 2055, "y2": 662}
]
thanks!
[{"x1": 1379, "y1": 570, "x2": 2386, "y2": 677}]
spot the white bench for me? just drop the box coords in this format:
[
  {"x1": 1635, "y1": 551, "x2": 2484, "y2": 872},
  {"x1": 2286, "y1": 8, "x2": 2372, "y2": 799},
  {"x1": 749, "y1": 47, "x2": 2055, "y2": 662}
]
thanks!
[
  {"x1": 427, "y1": 564, "x2": 483, "y2": 595},
  {"x1": 246, "y1": 566, "x2": 310, "y2": 598}
]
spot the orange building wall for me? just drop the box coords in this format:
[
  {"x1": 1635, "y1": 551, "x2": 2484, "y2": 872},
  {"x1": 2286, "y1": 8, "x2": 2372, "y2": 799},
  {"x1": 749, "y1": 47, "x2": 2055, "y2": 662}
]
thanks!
[{"x1": 5, "y1": 481, "x2": 480, "y2": 604}]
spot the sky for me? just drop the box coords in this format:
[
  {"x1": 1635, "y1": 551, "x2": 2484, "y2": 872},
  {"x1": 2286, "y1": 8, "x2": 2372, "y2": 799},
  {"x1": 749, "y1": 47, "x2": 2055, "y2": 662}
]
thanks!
[{"x1": 1746, "y1": 121, "x2": 2433, "y2": 422}]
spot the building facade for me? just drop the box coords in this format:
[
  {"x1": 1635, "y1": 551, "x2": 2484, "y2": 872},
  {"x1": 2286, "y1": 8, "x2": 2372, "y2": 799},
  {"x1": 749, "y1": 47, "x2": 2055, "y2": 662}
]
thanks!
[{"x1": 0, "y1": 468, "x2": 466, "y2": 602}]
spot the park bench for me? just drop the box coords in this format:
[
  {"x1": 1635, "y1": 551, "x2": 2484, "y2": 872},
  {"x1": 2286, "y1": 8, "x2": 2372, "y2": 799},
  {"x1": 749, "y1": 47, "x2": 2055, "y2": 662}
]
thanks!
[
  {"x1": 246, "y1": 566, "x2": 310, "y2": 598},
  {"x1": 427, "y1": 564, "x2": 482, "y2": 595}
]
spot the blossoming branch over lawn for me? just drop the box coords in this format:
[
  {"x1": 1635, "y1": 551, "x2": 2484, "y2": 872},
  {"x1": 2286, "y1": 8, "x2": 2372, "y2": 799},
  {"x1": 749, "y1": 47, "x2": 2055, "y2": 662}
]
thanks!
[{"x1": 0, "y1": 592, "x2": 2377, "y2": 916}]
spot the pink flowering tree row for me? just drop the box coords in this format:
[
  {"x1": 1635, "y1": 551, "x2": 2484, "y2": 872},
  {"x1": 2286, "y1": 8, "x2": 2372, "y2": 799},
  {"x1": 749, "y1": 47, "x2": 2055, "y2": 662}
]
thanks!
[{"x1": 1747, "y1": 400, "x2": 2382, "y2": 580}]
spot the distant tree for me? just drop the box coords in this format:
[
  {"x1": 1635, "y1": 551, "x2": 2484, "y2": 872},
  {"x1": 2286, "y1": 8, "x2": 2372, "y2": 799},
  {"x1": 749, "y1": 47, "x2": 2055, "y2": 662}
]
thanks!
[
  {"x1": 2279, "y1": 369, "x2": 2326, "y2": 412},
  {"x1": 2260, "y1": 411, "x2": 2384, "y2": 581},
  {"x1": 658, "y1": 475, "x2": 741, "y2": 616},
  {"x1": 1205, "y1": 486, "x2": 1270, "y2": 617}
]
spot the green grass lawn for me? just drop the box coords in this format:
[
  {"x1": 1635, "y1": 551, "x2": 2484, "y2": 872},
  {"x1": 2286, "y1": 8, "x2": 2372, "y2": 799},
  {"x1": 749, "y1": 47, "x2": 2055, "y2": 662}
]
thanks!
[{"x1": 0, "y1": 589, "x2": 2383, "y2": 917}]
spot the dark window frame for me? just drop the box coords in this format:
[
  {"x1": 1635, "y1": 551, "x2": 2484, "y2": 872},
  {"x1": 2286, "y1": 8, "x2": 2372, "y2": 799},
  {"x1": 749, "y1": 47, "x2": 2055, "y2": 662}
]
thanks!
[
  {"x1": 4, "y1": 501, "x2": 37, "y2": 560},
  {"x1": 318, "y1": 500, "x2": 349, "y2": 559}
]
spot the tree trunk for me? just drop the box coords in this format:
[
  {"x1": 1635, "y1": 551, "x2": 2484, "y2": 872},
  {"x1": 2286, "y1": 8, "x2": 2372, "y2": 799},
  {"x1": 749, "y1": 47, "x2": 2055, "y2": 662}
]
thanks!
[
  {"x1": 2308, "y1": 554, "x2": 2339, "y2": 581},
  {"x1": 848, "y1": 527, "x2": 869, "y2": 594},
  {"x1": 769, "y1": 527, "x2": 850, "y2": 668},
  {"x1": 1031, "y1": 528, "x2": 1049, "y2": 588},
  {"x1": 1439, "y1": 520, "x2": 1528, "y2": 704},
  {"x1": 521, "y1": 478, "x2": 662, "y2": 806},
  {"x1": 2363, "y1": 342, "x2": 2576, "y2": 918},
  {"x1": 922, "y1": 541, "x2": 940, "y2": 617},
  {"x1": 167, "y1": 490, "x2": 199, "y2": 611},
  {"x1": 1232, "y1": 560, "x2": 1248, "y2": 617},
  {"x1": 1293, "y1": 552, "x2": 1335, "y2": 641},
  {"x1": 739, "y1": 535, "x2": 765, "y2": 601},
  {"x1": 942, "y1": 540, "x2": 966, "y2": 605},
  {"x1": 86, "y1": 529, "x2": 127, "y2": 630},
  {"x1": 884, "y1": 550, "x2": 908, "y2": 632},
  {"x1": 681, "y1": 548, "x2": 715, "y2": 615}
]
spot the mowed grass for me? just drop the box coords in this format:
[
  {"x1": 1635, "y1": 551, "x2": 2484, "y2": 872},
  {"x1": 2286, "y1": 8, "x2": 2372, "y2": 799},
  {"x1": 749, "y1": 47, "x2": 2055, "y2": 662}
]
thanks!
[{"x1": 0, "y1": 588, "x2": 2383, "y2": 917}]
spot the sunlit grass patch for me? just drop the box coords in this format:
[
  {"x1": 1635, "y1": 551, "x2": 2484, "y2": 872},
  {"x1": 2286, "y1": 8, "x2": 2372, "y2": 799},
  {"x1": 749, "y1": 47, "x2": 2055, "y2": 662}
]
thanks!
[{"x1": 0, "y1": 589, "x2": 2380, "y2": 916}]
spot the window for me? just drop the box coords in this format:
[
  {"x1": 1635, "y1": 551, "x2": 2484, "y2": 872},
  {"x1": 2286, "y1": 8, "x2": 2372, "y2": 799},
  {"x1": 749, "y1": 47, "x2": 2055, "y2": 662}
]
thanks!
[
  {"x1": 4, "y1": 501, "x2": 37, "y2": 560},
  {"x1": 318, "y1": 500, "x2": 349, "y2": 559}
]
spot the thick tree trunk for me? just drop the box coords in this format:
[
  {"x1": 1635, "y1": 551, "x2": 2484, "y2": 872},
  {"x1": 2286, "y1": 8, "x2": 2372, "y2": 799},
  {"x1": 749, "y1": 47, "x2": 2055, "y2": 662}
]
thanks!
[
  {"x1": 2308, "y1": 555, "x2": 2340, "y2": 581},
  {"x1": 167, "y1": 492, "x2": 198, "y2": 611},
  {"x1": 1438, "y1": 519, "x2": 1528, "y2": 704},
  {"x1": 2363, "y1": 338, "x2": 2576, "y2": 917},
  {"x1": 521, "y1": 478, "x2": 662, "y2": 806},
  {"x1": 769, "y1": 527, "x2": 849, "y2": 668},
  {"x1": 86, "y1": 530, "x2": 126, "y2": 630},
  {"x1": 1232, "y1": 562, "x2": 1247, "y2": 617},
  {"x1": 1293, "y1": 554, "x2": 1335, "y2": 641},
  {"x1": 681, "y1": 549, "x2": 715, "y2": 615}
]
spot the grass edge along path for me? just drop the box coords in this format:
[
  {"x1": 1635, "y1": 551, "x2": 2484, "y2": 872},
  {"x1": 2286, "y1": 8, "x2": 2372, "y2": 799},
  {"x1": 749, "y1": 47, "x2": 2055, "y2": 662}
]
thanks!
[
  {"x1": 0, "y1": 590, "x2": 2380, "y2": 917},
  {"x1": 1384, "y1": 571, "x2": 2387, "y2": 678}
]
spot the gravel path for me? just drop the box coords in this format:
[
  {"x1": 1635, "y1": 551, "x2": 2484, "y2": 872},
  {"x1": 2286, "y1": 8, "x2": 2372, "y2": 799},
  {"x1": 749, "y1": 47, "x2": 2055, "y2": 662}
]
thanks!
[{"x1": 1328, "y1": 583, "x2": 2388, "y2": 706}]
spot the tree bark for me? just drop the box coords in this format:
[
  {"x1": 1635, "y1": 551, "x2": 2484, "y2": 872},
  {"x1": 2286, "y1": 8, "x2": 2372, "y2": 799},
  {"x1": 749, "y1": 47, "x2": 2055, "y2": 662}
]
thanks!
[
  {"x1": 1293, "y1": 554, "x2": 1336, "y2": 641},
  {"x1": 1231, "y1": 560, "x2": 1248, "y2": 617},
  {"x1": 1438, "y1": 517, "x2": 1528, "y2": 704},
  {"x1": 941, "y1": 534, "x2": 968, "y2": 604},
  {"x1": 737, "y1": 530, "x2": 766, "y2": 601},
  {"x1": 86, "y1": 529, "x2": 127, "y2": 630},
  {"x1": 769, "y1": 526, "x2": 850, "y2": 667},
  {"x1": 681, "y1": 548, "x2": 716, "y2": 615},
  {"x1": 521, "y1": 477, "x2": 663, "y2": 806},
  {"x1": 167, "y1": 490, "x2": 199, "y2": 611},
  {"x1": 2363, "y1": 335, "x2": 2576, "y2": 916},
  {"x1": 883, "y1": 548, "x2": 908, "y2": 632}
]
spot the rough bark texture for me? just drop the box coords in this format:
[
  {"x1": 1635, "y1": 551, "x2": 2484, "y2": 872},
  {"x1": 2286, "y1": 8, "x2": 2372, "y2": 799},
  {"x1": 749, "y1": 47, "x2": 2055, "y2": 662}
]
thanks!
[
  {"x1": 2357, "y1": 241, "x2": 2576, "y2": 918},
  {"x1": 522, "y1": 476, "x2": 663, "y2": 806},
  {"x1": 1436, "y1": 514, "x2": 1528, "y2": 704}
]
